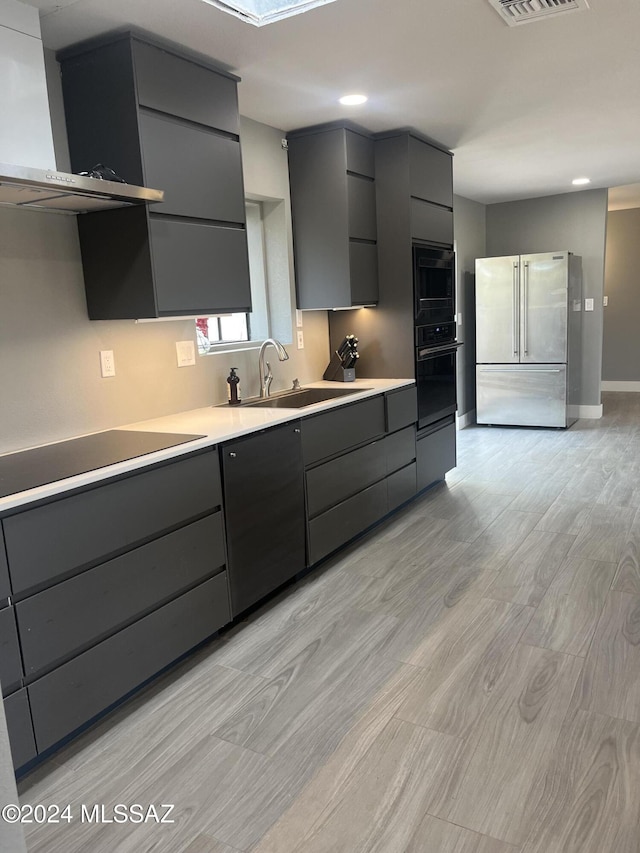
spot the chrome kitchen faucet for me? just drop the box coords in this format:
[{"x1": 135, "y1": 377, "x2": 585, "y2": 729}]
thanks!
[{"x1": 258, "y1": 338, "x2": 289, "y2": 397}]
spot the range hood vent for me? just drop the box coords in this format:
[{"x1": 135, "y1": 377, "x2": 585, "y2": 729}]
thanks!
[
  {"x1": 0, "y1": 163, "x2": 164, "y2": 215},
  {"x1": 487, "y1": 0, "x2": 589, "y2": 26}
]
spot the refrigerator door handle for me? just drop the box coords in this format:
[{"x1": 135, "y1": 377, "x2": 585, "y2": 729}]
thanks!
[
  {"x1": 513, "y1": 262, "x2": 519, "y2": 356},
  {"x1": 478, "y1": 368, "x2": 562, "y2": 373},
  {"x1": 523, "y1": 260, "x2": 529, "y2": 355}
]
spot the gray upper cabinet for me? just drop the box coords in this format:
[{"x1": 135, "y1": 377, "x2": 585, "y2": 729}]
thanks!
[
  {"x1": 59, "y1": 32, "x2": 251, "y2": 319},
  {"x1": 288, "y1": 123, "x2": 378, "y2": 309},
  {"x1": 408, "y1": 136, "x2": 453, "y2": 208}
]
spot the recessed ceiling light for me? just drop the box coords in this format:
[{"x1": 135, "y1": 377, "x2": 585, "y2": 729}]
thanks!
[
  {"x1": 201, "y1": 0, "x2": 338, "y2": 27},
  {"x1": 339, "y1": 94, "x2": 368, "y2": 106},
  {"x1": 572, "y1": 177, "x2": 591, "y2": 186}
]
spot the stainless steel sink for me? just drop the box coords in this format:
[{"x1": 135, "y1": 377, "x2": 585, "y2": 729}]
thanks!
[{"x1": 242, "y1": 387, "x2": 372, "y2": 408}]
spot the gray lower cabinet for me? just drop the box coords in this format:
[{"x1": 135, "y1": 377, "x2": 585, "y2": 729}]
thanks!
[
  {"x1": 59, "y1": 32, "x2": 250, "y2": 319},
  {"x1": 28, "y1": 574, "x2": 229, "y2": 753},
  {"x1": 222, "y1": 422, "x2": 306, "y2": 616},
  {"x1": 417, "y1": 417, "x2": 457, "y2": 490},
  {"x1": 4, "y1": 690, "x2": 36, "y2": 770},
  {"x1": 2, "y1": 449, "x2": 231, "y2": 766},
  {"x1": 304, "y1": 391, "x2": 417, "y2": 564},
  {"x1": 288, "y1": 123, "x2": 378, "y2": 309},
  {"x1": 0, "y1": 606, "x2": 23, "y2": 696}
]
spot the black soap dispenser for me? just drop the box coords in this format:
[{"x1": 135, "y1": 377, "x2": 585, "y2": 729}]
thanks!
[{"x1": 227, "y1": 367, "x2": 241, "y2": 405}]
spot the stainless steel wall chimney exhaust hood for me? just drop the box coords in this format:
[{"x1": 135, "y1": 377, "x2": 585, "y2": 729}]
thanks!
[
  {"x1": 0, "y1": 161, "x2": 164, "y2": 214},
  {"x1": 0, "y1": 0, "x2": 163, "y2": 215}
]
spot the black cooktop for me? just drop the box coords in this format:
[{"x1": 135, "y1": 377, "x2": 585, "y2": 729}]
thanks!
[{"x1": 0, "y1": 430, "x2": 205, "y2": 499}]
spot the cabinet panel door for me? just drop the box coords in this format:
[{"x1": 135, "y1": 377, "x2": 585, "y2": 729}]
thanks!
[
  {"x1": 417, "y1": 421, "x2": 456, "y2": 490},
  {"x1": 306, "y1": 440, "x2": 386, "y2": 519},
  {"x1": 386, "y1": 386, "x2": 418, "y2": 433},
  {"x1": 139, "y1": 112, "x2": 245, "y2": 222},
  {"x1": 408, "y1": 137, "x2": 453, "y2": 207},
  {"x1": 150, "y1": 217, "x2": 251, "y2": 315},
  {"x1": 302, "y1": 396, "x2": 386, "y2": 465},
  {"x1": 385, "y1": 426, "x2": 417, "y2": 475},
  {"x1": 410, "y1": 198, "x2": 454, "y2": 246},
  {"x1": 16, "y1": 514, "x2": 227, "y2": 677},
  {"x1": 0, "y1": 607, "x2": 22, "y2": 696},
  {"x1": 349, "y1": 242, "x2": 379, "y2": 305},
  {"x1": 133, "y1": 40, "x2": 239, "y2": 135},
  {"x1": 308, "y1": 479, "x2": 388, "y2": 565},
  {"x1": 222, "y1": 424, "x2": 306, "y2": 616},
  {"x1": 0, "y1": 525, "x2": 9, "y2": 601},
  {"x1": 4, "y1": 451, "x2": 221, "y2": 596},
  {"x1": 28, "y1": 574, "x2": 229, "y2": 753},
  {"x1": 345, "y1": 130, "x2": 374, "y2": 178},
  {"x1": 388, "y1": 463, "x2": 417, "y2": 511},
  {"x1": 4, "y1": 689, "x2": 36, "y2": 770},
  {"x1": 347, "y1": 175, "x2": 376, "y2": 241}
]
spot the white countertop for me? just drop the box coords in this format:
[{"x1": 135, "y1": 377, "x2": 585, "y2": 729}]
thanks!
[{"x1": 0, "y1": 378, "x2": 414, "y2": 513}]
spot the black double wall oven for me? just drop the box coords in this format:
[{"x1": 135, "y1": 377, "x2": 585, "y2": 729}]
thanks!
[{"x1": 413, "y1": 245, "x2": 460, "y2": 431}]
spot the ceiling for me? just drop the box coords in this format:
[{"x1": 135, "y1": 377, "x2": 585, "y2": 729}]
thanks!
[{"x1": 23, "y1": 0, "x2": 640, "y2": 206}]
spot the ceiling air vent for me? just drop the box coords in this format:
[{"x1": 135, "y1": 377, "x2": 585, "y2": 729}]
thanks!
[{"x1": 487, "y1": 0, "x2": 590, "y2": 26}]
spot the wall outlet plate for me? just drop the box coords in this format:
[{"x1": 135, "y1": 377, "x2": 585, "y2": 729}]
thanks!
[
  {"x1": 296, "y1": 330, "x2": 304, "y2": 349},
  {"x1": 176, "y1": 340, "x2": 196, "y2": 367},
  {"x1": 603, "y1": 295, "x2": 609, "y2": 306},
  {"x1": 99, "y1": 350, "x2": 115, "y2": 377},
  {"x1": 584, "y1": 298, "x2": 595, "y2": 312}
]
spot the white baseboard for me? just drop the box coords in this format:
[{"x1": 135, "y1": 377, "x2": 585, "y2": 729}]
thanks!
[
  {"x1": 576, "y1": 404, "x2": 603, "y2": 419},
  {"x1": 601, "y1": 381, "x2": 640, "y2": 392},
  {"x1": 456, "y1": 409, "x2": 476, "y2": 430}
]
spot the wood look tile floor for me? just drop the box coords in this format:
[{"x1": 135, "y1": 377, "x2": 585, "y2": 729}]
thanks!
[{"x1": 18, "y1": 392, "x2": 640, "y2": 852}]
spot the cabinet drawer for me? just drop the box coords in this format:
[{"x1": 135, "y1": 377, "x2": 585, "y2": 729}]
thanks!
[
  {"x1": 349, "y1": 242, "x2": 379, "y2": 305},
  {"x1": 386, "y1": 386, "x2": 417, "y2": 433},
  {"x1": 4, "y1": 451, "x2": 221, "y2": 597},
  {"x1": 0, "y1": 606, "x2": 22, "y2": 696},
  {"x1": 28, "y1": 573, "x2": 229, "y2": 753},
  {"x1": 16, "y1": 513, "x2": 226, "y2": 677},
  {"x1": 408, "y1": 137, "x2": 453, "y2": 207},
  {"x1": 308, "y1": 479, "x2": 387, "y2": 565},
  {"x1": 410, "y1": 198, "x2": 453, "y2": 246},
  {"x1": 387, "y1": 463, "x2": 417, "y2": 511},
  {"x1": 139, "y1": 112, "x2": 245, "y2": 222},
  {"x1": 133, "y1": 40, "x2": 239, "y2": 135},
  {"x1": 306, "y1": 439, "x2": 386, "y2": 519},
  {"x1": 4, "y1": 689, "x2": 36, "y2": 770},
  {"x1": 346, "y1": 129, "x2": 374, "y2": 178},
  {"x1": 417, "y1": 421, "x2": 456, "y2": 490},
  {"x1": 150, "y1": 217, "x2": 251, "y2": 315},
  {"x1": 348, "y1": 175, "x2": 376, "y2": 241},
  {"x1": 0, "y1": 525, "x2": 9, "y2": 600},
  {"x1": 302, "y1": 396, "x2": 385, "y2": 466},
  {"x1": 385, "y1": 426, "x2": 416, "y2": 475}
]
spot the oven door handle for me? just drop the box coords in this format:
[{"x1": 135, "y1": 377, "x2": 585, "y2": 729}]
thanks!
[{"x1": 417, "y1": 342, "x2": 463, "y2": 359}]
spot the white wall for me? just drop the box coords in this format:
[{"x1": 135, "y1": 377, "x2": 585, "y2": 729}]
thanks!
[
  {"x1": 0, "y1": 115, "x2": 330, "y2": 455},
  {"x1": 486, "y1": 189, "x2": 608, "y2": 408}
]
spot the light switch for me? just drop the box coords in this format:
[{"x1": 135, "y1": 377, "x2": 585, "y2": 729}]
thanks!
[
  {"x1": 603, "y1": 296, "x2": 609, "y2": 306},
  {"x1": 295, "y1": 309, "x2": 303, "y2": 328},
  {"x1": 584, "y1": 298, "x2": 594, "y2": 312},
  {"x1": 176, "y1": 340, "x2": 196, "y2": 367}
]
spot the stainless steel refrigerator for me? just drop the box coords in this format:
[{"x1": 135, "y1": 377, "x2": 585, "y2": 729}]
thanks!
[{"x1": 475, "y1": 251, "x2": 582, "y2": 428}]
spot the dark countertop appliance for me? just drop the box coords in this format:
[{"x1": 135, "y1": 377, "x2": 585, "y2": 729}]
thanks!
[{"x1": 0, "y1": 430, "x2": 204, "y2": 499}]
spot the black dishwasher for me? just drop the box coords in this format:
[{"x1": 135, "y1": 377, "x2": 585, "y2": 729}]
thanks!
[{"x1": 221, "y1": 421, "x2": 306, "y2": 616}]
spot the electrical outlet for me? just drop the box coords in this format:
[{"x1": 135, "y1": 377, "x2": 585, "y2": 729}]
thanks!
[
  {"x1": 176, "y1": 340, "x2": 196, "y2": 367},
  {"x1": 584, "y1": 298, "x2": 594, "y2": 312},
  {"x1": 297, "y1": 330, "x2": 304, "y2": 349},
  {"x1": 100, "y1": 350, "x2": 115, "y2": 378},
  {"x1": 295, "y1": 309, "x2": 303, "y2": 328}
]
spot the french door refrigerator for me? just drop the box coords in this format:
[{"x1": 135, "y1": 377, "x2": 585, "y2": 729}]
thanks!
[{"x1": 475, "y1": 251, "x2": 582, "y2": 428}]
